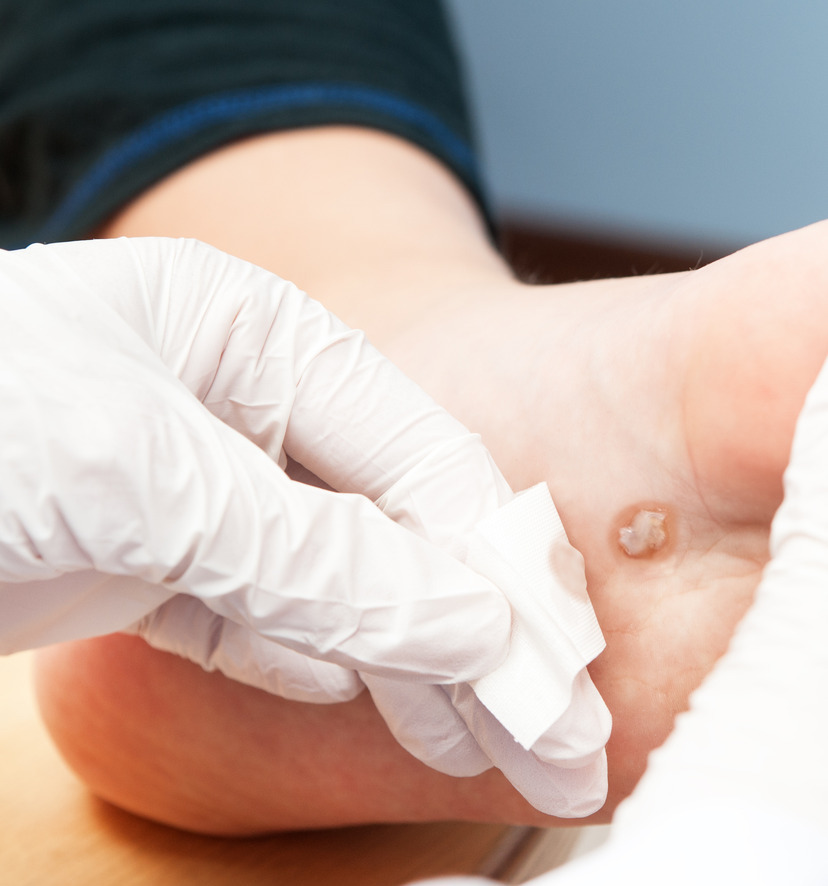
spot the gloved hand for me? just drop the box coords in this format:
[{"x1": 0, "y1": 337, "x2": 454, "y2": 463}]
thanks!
[
  {"x1": 0, "y1": 237, "x2": 609, "y2": 815},
  {"x1": 0, "y1": 236, "x2": 510, "y2": 685},
  {"x1": 414, "y1": 358, "x2": 828, "y2": 884}
]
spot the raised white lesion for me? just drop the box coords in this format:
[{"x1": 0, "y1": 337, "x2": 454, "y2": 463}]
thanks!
[{"x1": 618, "y1": 509, "x2": 668, "y2": 558}]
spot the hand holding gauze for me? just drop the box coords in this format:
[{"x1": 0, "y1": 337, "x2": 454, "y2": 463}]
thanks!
[{"x1": 0, "y1": 237, "x2": 609, "y2": 816}]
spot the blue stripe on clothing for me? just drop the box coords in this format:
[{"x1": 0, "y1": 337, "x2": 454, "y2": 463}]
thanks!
[{"x1": 37, "y1": 82, "x2": 479, "y2": 241}]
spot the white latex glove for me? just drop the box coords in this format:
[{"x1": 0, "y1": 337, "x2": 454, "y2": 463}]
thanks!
[
  {"x1": 0, "y1": 237, "x2": 610, "y2": 815},
  {"x1": 419, "y1": 356, "x2": 828, "y2": 885},
  {"x1": 0, "y1": 237, "x2": 510, "y2": 696}
]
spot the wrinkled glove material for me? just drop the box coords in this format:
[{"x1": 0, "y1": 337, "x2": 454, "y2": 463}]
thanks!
[
  {"x1": 0, "y1": 237, "x2": 511, "y2": 693},
  {"x1": 0, "y1": 237, "x2": 610, "y2": 816}
]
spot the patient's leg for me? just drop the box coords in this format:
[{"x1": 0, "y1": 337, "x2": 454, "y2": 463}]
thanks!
[
  {"x1": 34, "y1": 635, "x2": 548, "y2": 835},
  {"x1": 36, "y1": 129, "x2": 828, "y2": 834}
]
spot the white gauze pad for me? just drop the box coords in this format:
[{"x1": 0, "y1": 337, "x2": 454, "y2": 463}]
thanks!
[{"x1": 465, "y1": 483, "x2": 606, "y2": 750}]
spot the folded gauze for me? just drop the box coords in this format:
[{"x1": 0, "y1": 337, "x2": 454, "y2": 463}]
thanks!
[{"x1": 367, "y1": 438, "x2": 611, "y2": 817}]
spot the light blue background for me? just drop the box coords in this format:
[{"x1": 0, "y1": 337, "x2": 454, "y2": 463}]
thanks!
[{"x1": 447, "y1": 1, "x2": 828, "y2": 247}]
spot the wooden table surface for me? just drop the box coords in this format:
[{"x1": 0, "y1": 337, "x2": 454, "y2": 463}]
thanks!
[{"x1": 1, "y1": 651, "x2": 581, "y2": 886}]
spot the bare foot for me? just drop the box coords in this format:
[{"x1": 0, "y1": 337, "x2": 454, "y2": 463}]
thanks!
[{"x1": 33, "y1": 129, "x2": 828, "y2": 834}]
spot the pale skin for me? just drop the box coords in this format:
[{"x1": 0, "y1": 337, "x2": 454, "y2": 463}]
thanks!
[{"x1": 33, "y1": 127, "x2": 828, "y2": 835}]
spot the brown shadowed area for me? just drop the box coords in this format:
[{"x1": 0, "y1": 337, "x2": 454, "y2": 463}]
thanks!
[{"x1": 498, "y1": 217, "x2": 733, "y2": 284}]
